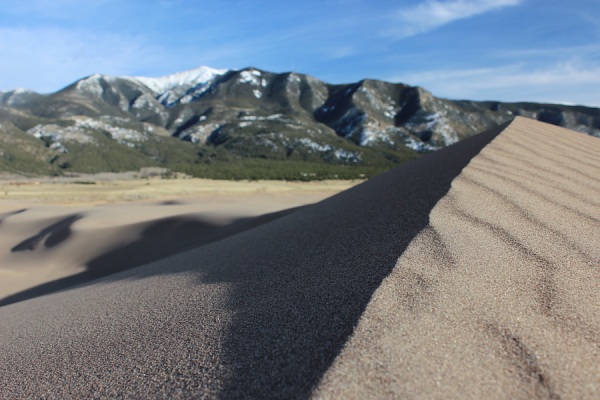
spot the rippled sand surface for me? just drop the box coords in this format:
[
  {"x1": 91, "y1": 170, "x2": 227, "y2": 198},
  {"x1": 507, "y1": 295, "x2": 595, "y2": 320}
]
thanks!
[{"x1": 316, "y1": 117, "x2": 600, "y2": 399}]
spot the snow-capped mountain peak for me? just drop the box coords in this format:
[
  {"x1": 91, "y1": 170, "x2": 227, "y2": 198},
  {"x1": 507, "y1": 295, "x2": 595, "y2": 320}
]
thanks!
[
  {"x1": 67, "y1": 67, "x2": 230, "y2": 108},
  {"x1": 127, "y1": 66, "x2": 228, "y2": 94},
  {"x1": 0, "y1": 88, "x2": 41, "y2": 106},
  {"x1": 9, "y1": 88, "x2": 35, "y2": 94}
]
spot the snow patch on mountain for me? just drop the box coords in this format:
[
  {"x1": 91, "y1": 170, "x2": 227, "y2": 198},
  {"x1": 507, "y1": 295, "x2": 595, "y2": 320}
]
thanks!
[
  {"x1": 75, "y1": 118, "x2": 148, "y2": 144},
  {"x1": 0, "y1": 88, "x2": 37, "y2": 106},
  {"x1": 403, "y1": 135, "x2": 439, "y2": 152},
  {"x1": 26, "y1": 115, "x2": 157, "y2": 152},
  {"x1": 360, "y1": 124, "x2": 395, "y2": 146},
  {"x1": 239, "y1": 69, "x2": 262, "y2": 86},
  {"x1": 27, "y1": 123, "x2": 95, "y2": 153},
  {"x1": 405, "y1": 112, "x2": 458, "y2": 146},
  {"x1": 239, "y1": 114, "x2": 285, "y2": 122},
  {"x1": 287, "y1": 73, "x2": 301, "y2": 86},
  {"x1": 129, "y1": 66, "x2": 227, "y2": 94},
  {"x1": 296, "y1": 138, "x2": 361, "y2": 163},
  {"x1": 4, "y1": 88, "x2": 34, "y2": 97},
  {"x1": 121, "y1": 66, "x2": 228, "y2": 107},
  {"x1": 75, "y1": 74, "x2": 109, "y2": 96}
]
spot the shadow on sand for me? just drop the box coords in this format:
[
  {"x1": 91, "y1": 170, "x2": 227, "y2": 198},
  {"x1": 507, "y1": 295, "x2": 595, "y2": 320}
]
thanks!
[
  {"x1": 0, "y1": 122, "x2": 507, "y2": 398},
  {"x1": 0, "y1": 207, "x2": 301, "y2": 308},
  {"x1": 194, "y1": 123, "x2": 508, "y2": 398}
]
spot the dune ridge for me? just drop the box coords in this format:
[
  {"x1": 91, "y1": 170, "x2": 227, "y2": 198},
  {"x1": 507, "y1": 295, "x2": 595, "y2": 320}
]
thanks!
[
  {"x1": 0, "y1": 117, "x2": 597, "y2": 398},
  {"x1": 315, "y1": 117, "x2": 600, "y2": 399}
]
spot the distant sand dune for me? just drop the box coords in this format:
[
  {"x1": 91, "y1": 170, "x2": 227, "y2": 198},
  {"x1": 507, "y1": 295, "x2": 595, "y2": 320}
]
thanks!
[
  {"x1": 0, "y1": 117, "x2": 597, "y2": 398},
  {"x1": 0, "y1": 193, "x2": 340, "y2": 305}
]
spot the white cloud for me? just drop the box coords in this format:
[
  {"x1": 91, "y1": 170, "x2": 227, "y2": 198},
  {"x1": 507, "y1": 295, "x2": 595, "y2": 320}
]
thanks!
[
  {"x1": 389, "y1": 62, "x2": 600, "y2": 106},
  {"x1": 386, "y1": 0, "x2": 522, "y2": 38}
]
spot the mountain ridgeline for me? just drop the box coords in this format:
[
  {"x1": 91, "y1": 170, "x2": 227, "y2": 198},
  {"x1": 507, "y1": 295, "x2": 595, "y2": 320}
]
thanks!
[{"x1": 1, "y1": 66, "x2": 599, "y2": 179}]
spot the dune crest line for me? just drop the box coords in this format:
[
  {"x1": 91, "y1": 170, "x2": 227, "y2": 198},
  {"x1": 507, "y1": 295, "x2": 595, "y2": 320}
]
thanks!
[
  {"x1": 315, "y1": 117, "x2": 600, "y2": 399},
  {"x1": 0, "y1": 120, "x2": 508, "y2": 398}
]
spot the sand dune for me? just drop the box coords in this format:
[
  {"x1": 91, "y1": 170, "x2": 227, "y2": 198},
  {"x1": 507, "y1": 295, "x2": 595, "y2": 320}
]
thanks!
[
  {"x1": 314, "y1": 117, "x2": 600, "y2": 399},
  {"x1": 0, "y1": 190, "x2": 344, "y2": 306},
  {"x1": 0, "y1": 117, "x2": 597, "y2": 398}
]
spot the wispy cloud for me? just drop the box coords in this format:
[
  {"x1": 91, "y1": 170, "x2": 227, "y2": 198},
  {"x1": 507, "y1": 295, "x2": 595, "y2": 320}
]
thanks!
[
  {"x1": 493, "y1": 44, "x2": 600, "y2": 60},
  {"x1": 389, "y1": 61, "x2": 600, "y2": 106},
  {"x1": 325, "y1": 46, "x2": 356, "y2": 60},
  {"x1": 0, "y1": 27, "x2": 164, "y2": 92},
  {"x1": 385, "y1": 0, "x2": 523, "y2": 39}
]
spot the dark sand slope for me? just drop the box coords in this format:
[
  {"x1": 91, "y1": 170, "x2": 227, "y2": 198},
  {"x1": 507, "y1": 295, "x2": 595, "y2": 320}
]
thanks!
[
  {"x1": 0, "y1": 117, "x2": 597, "y2": 398},
  {"x1": 315, "y1": 117, "x2": 600, "y2": 399}
]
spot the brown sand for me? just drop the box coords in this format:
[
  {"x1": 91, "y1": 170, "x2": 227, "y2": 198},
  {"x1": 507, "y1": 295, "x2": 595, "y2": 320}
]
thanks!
[
  {"x1": 315, "y1": 117, "x2": 600, "y2": 399},
  {"x1": 0, "y1": 117, "x2": 597, "y2": 398},
  {"x1": 0, "y1": 183, "x2": 353, "y2": 305}
]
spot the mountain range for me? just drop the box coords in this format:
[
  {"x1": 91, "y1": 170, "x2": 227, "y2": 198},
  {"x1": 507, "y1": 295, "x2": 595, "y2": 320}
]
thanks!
[{"x1": 1, "y1": 66, "x2": 599, "y2": 179}]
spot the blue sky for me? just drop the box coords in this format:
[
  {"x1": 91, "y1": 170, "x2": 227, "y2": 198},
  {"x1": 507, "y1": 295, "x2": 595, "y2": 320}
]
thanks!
[{"x1": 1, "y1": 0, "x2": 599, "y2": 106}]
